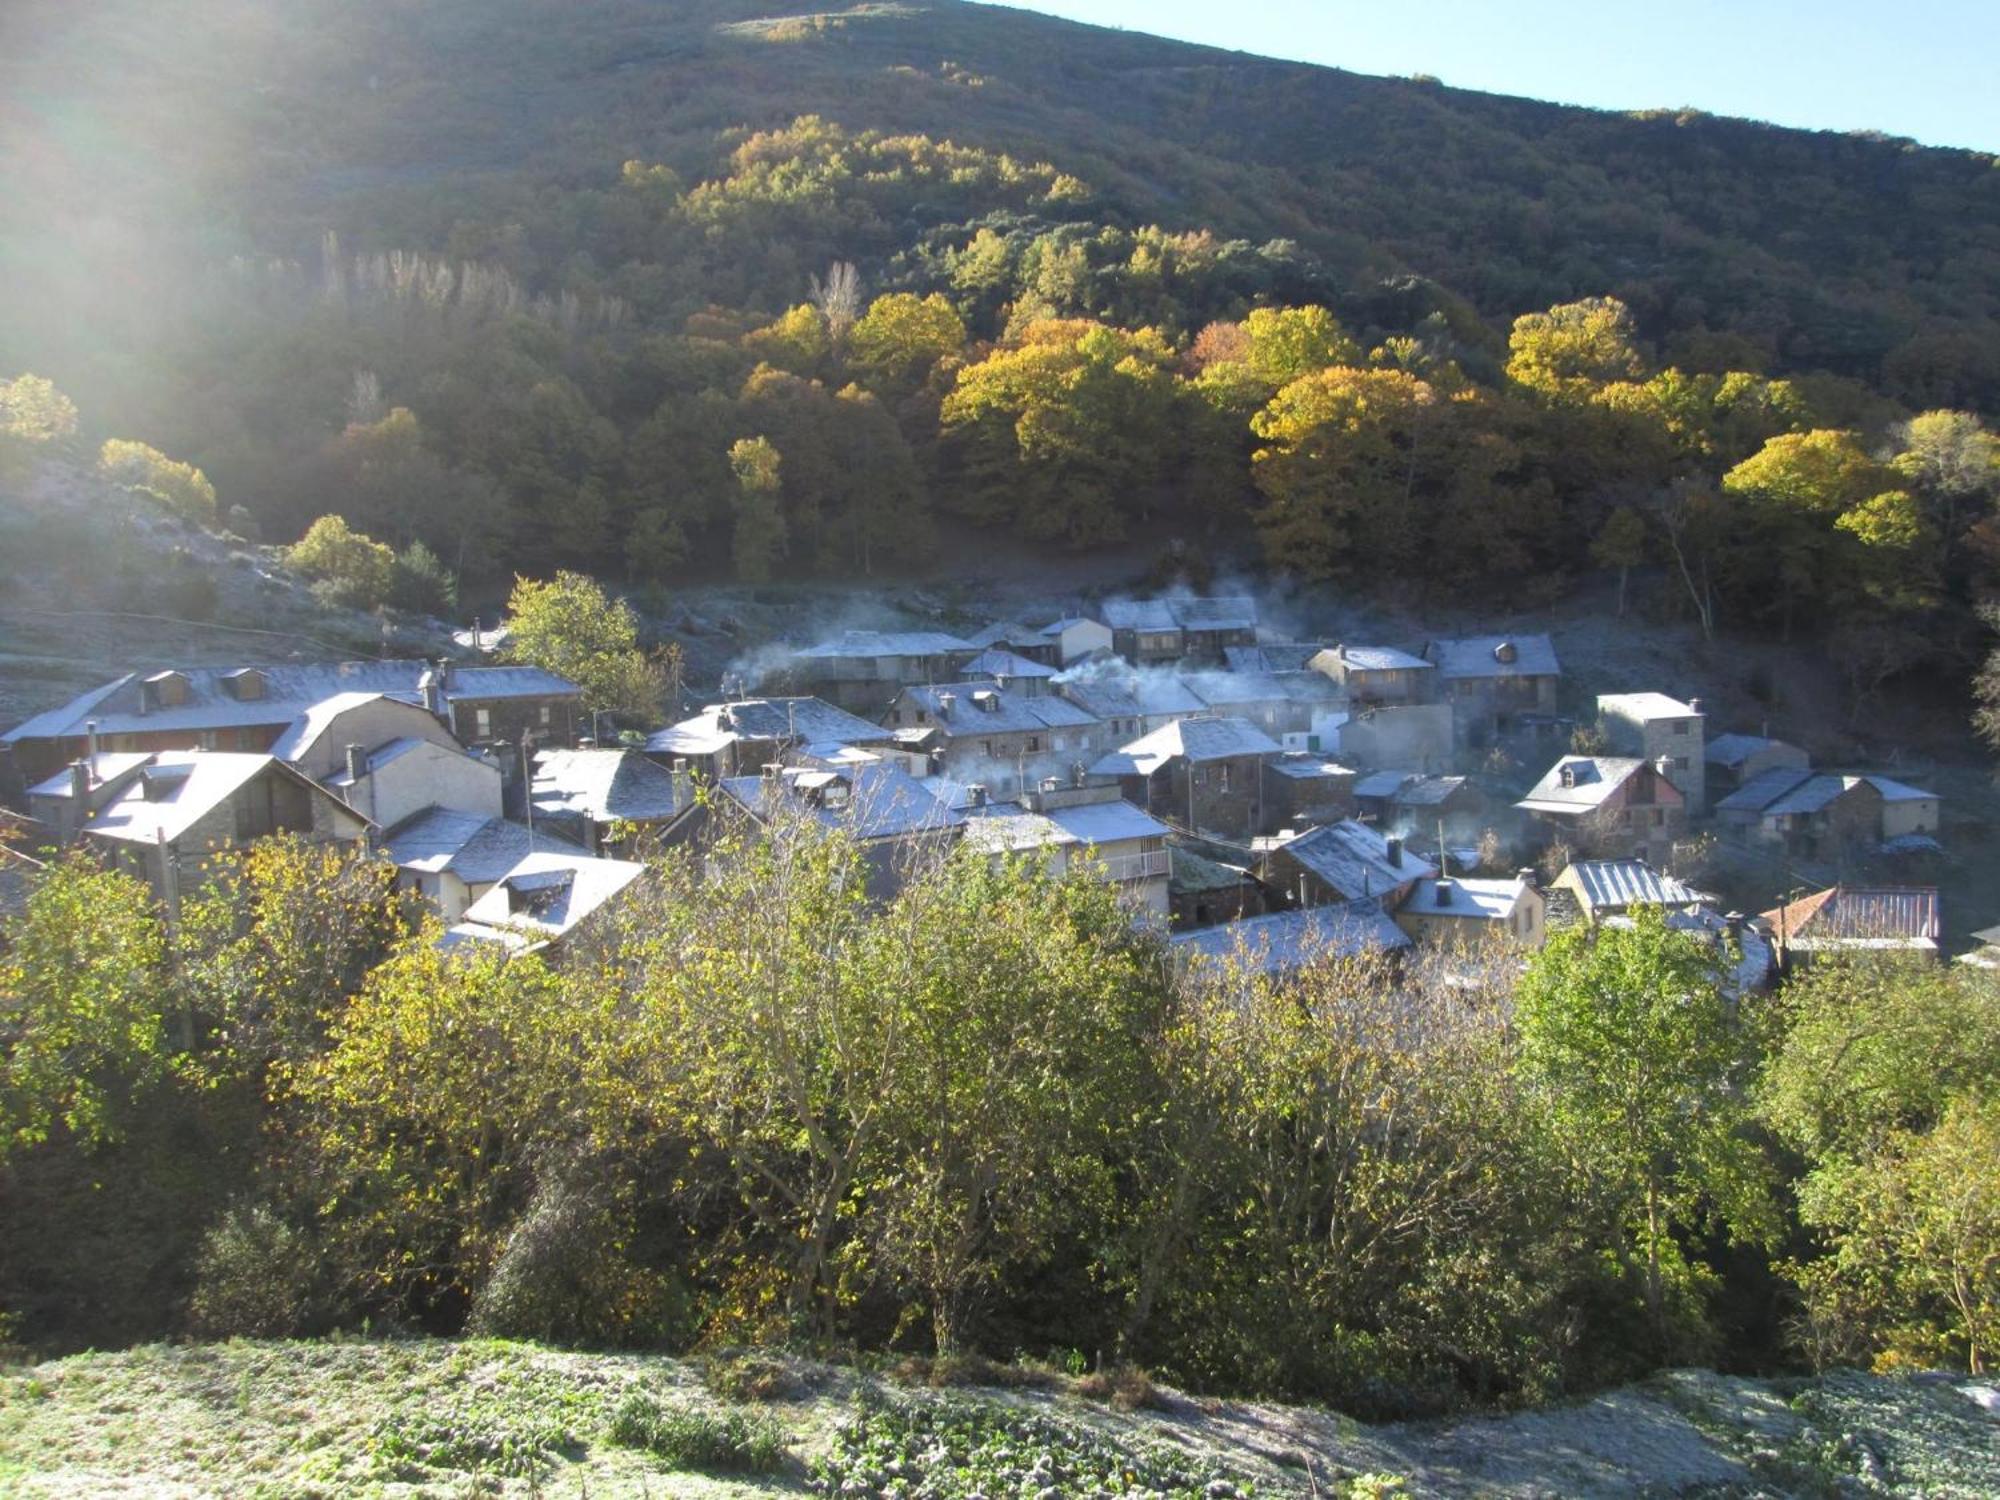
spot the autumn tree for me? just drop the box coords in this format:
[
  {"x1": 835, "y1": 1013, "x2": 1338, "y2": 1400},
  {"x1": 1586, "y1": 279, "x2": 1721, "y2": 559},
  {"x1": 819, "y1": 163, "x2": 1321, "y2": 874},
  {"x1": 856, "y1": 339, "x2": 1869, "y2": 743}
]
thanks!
[
  {"x1": 729, "y1": 434, "x2": 787, "y2": 582},
  {"x1": 1506, "y1": 296, "x2": 1646, "y2": 400},
  {"x1": 0, "y1": 372, "x2": 79, "y2": 478},
  {"x1": 286, "y1": 514, "x2": 396, "y2": 609},
  {"x1": 850, "y1": 292, "x2": 967, "y2": 390},
  {"x1": 98, "y1": 439, "x2": 218, "y2": 525},
  {"x1": 500, "y1": 569, "x2": 672, "y2": 724}
]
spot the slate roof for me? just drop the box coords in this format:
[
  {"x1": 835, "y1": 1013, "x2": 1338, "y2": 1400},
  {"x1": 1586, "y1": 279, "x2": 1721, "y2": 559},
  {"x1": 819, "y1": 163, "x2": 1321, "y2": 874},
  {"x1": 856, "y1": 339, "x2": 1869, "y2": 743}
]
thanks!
[
  {"x1": 1517, "y1": 756, "x2": 1649, "y2": 813},
  {"x1": 1170, "y1": 596, "x2": 1259, "y2": 633},
  {"x1": 1705, "y1": 733, "x2": 1803, "y2": 768},
  {"x1": 1762, "y1": 886, "x2": 1941, "y2": 946},
  {"x1": 963, "y1": 621, "x2": 1042, "y2": 650},
  {"x1": 901, "y1": 683, "x2": 1098, "y2": 738},
  {"x1": 1044, "y1": 799, "x2": 1170, "y2": 846},
  {"x1": 1273, "y1": 820, "x2": 1438, "y2": 900},
  {"x1": 4, "y1": 661, "x2": 577, "y2": 744},
  {"x1": 718, "y1": 763, "x2": 966, "y2": 841},
  {"x1": 1089, "y1": 717, "x2": 1282, "y2": 777},
  {"x1": 1038, "y1": 616, "x2": 1104, "y2": 637},
  {"x1": 1394, "y1": 775, "x2": 1470, "y2": 808},
  {"x1": 1424, "y1": 634, "x2": 1561, "y2": 681},
  {"x1": 1560, "y1": 859, "x2": 1708, "y2": 911},
  {"x1": 26, "y1": 752, "x2": 153, "y2": 800},
  {"x1": 790, "y1": 629, "x2": 973, "y2": 659},
  {"x1": 325, "y1": 736, "x2": 432, "y2": 787},
  {"x1": 533, "y1": 748, "x2": 691, "y2": 825},
  {"x1": 1597, "y1": 692, "x2": 1700, "y2": 721},
  {"x1": 451, "y1": 851, "x2": 647, "y2": 949},
  {"x1": 963, "y1": 648, "x2": 1058, "y2": 681},
  {"x1": 269, "y1": 691, "x2": 395, "y2": 763},
  {"x1": 1763, "y1": 775, "x2": 1876, "y2": 818},
  {"x1": 1401, "y1": 876, "x2": 1532, "y2": 919},
  {"x1": 1264, "y1": 753, "x2": 1356, "y2": 782},
  {"x1": 1352, "y1": 770, "x2": 1416, "y2": 800},
  {"x1": 646, "y1": 697, "x2": 886, "y2": 758},
  {"x1": 1224, "y1": 643, "x2": 1322, "y2": 673},
  {"x1": 1100, "y1": 599, "x2": 1181, "y2": 632},
  {"x1": 1716, "y1": 767, "x2": 1816, "y2": 814},
  {"x1": 1171, "y1": 903, "x2": 1410, "y2": 973},
  {"x1": 384, "y1": 808, "x2": 588, "y2": 885},
  {"x1": 1317, "y1": 645, "x2": 1431, "y2": 673},
  {"x1": 1182, "y1": 672, "x2": 1298, "y2": 709},
  {"x1": 76, "y1": 752, "x2": 361, "y2": 845},
  {"x1": 961, "y1": 809, "x2": 1076, "y2": 856},
  {"x1": 1864, "y1": 775, "x2": 1939, "y2": 803}
]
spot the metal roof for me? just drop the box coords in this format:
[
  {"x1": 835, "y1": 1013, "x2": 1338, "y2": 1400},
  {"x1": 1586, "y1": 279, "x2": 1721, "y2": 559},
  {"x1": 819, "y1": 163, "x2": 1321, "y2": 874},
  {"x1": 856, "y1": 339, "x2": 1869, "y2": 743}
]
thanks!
[
  {"x1": 1272, "y1": 819, "x2": 1438, "y2": 900},
  {"x1": 1560, "y1": 859, "x2": 1707, "y2": 911},
  {"x1": 1170, "y1": 903, "x2": 1410, "y2": 972},
  {"x1": 1089, "y1": 716, "x2": 1282, "y2": 776},
  {"x1": 1423, "y1": 634, "x2": 1561, "y2": 681},
  {"x1": 1762, "y1": 886, "x2": 1941, "y2": 944}
]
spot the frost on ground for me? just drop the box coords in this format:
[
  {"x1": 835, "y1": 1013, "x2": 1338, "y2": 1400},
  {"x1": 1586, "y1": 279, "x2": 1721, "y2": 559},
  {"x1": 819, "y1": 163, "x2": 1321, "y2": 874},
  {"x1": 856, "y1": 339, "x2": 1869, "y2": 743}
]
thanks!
[{"x1": 1, "y1": 1341, "x2": 1997, "y2": 1499}]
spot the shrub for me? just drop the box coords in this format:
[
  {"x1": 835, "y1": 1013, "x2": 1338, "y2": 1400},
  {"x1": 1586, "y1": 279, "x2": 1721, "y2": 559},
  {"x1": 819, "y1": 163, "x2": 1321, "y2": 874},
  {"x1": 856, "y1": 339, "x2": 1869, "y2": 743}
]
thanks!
[
  {"x1": 369, "y1": 1406, "x2": 573, "y2": 1480},
  {"x1": 187, "y1": 1203, "x2": 336, "y2": 1339},
  {"x1": 701, "y1": 1350, "x2": 801, "y2": 1402},
  {"x1": 388, "y1": 540, "x2": 457, "y2": 615},
  {"x1": 1075, "y1": 1363, "x2": 1163, "y2": 1411},
  {"x1": 99, "y1": 439, "x2": 218, "y2": 525},
  {"x1": 286, "y1": 514, "x2": 395, "y2": 609},
  {"x1": 604, "y1": 1392, "x2": 787, "y2": 1473}
]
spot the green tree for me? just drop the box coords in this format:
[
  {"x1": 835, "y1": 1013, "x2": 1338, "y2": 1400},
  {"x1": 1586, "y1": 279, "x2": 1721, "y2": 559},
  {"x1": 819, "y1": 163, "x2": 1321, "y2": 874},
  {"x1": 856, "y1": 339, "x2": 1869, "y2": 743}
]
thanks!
[
  {"x1": 0, "y1": 856, "x2": 168, "y2": 1155},
  {"x1": 98, "y1": 439, "x2": 218, "y2": 525},
  {"x1": 1506, "y1": 296, "x2": 1646, "y2": 400},
  {"x1": 1721, "y1": 429, "x2": 1899, "y2": 636},
  {"x1": 286, "y1": 514, "x2": 396, "y2": 609},
  {"x1": 1516, "y1": 909, "x2": 1775, "y2": 1357},
  {"x1": 1239, "y1": 305, "x2": 1362, "y2": 390},
  {"x1": 729, "y1": 434, "x2": 787, "y2": 582},
  {"x1": 1592, "y1": 504, "x2": 1647, "y2": 615},
  {"x1": 500, "y1": 569, "x2": 673, "y2": 724},
  {"x1": 850, "y1": 292, "x2": 966, "y2": 389}
]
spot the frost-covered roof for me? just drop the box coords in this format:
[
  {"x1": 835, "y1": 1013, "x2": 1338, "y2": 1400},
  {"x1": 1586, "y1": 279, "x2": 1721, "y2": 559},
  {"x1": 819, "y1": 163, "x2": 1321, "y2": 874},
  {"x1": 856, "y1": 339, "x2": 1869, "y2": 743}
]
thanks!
[
  {"x1": 1423, "y1": 634, "x2": 1561, "y2": 681},
  {"x1": 1596, "y1": 692, "x2": 1700, "y2": 721},
  {"x1": 719, "y1": 763, "x2": 965, "y2": 841},
  {"x1": 963, "y1": 647, "x2": 1058, "y2": 681},
  {"x1": 1100, "y1": 599, "x2": 1181, "y2": 632},
  {"x1": 647, "y1": 697, "x2": 886, "y2": 758},
  {"x1": 790, "y1": 629, "x2": 973, "y2": 660},
  {"x1": 1716, "y1": 767, "x2": 1816, "y2": 814},
  {"x1": 1401, "y1": 876, "x2": 1531, "y2": 919},
  {"x1": 1273, "y1": 819, "x2": 1438, "y2": 900},
  {"x1": 1705, "y1": 732, "x2": 1804, "y2": 768},
  {"x1": 385, "y1": 809, "x2": 587, "y2": 885},
  {"x1": 1864, "y1": 775, "x2": 1939, "y2": 803},
  {"x1": 26, "y1": 752, "x2": 153, "y2": 800},
  {"x1": 1044, "y1": 798, "x2": 1170, "y2": 846},
  {"x1": 1170, "y1": 596, "x2": 1259, "y2": 633},
  {"x1": 900, "y1": 683, "x2": 1098, "y2": 737},
  {"x1": 963, "y1": 621, "x2": 1042, "y2": 650},
  {"x1": 532, "y1": 748, "x2": 691, "y2": 825},
  {"x1": 1089, "y1": 716, "x2": 1282, "y2": 776},
  {"x1": 961, "y1": 809, "x2": 1076, "y2": 856},
  {"x1": 1317, "y1": 645, "x2": 1430, "y2": 673},
  {"x1": 1559, "y1": 859, "x2": 1708, "y2": 912},
  {"x1": 77, "y1": 752, "x2": 363, "y2": 846},
  {"x1": 1224, "y1": 643, "x2": 1322, "y2": 673},
  {"x1": 1170, "y1": 903, "x2": 1410, "y2": 972},
  {"x1": 1516, "y1": 756, "x2": 1649, "y2": 813},
  {"x1": 4, "y1": 660, "x2": 576, "y2": 745},
  {"x1": 452, "y1": 851, "x2": 647, "y2": 948}
]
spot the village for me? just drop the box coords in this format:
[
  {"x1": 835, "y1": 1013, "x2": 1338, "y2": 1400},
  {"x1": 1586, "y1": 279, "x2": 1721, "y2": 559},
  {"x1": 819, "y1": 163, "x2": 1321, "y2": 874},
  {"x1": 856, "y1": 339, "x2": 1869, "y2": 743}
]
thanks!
[{"x1": 0, "y1": 592, "x2": 1974, "y2": 978}]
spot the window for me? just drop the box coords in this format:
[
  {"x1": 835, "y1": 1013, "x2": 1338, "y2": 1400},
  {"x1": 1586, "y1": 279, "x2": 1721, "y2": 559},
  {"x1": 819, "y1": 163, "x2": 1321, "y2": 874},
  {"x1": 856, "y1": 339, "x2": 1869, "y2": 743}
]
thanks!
[
  {"x1": 1218, "y1": 763, "x2": 1231, "y2": 792},
  {"x1": 539, "y1": 704, "x2": 551, "y2": 728},
  {"x1": 982, "y1": 740, "x2": 994, "y2": 757},
  {"x1": 1052, "y1": 735, "x2": 1065, "y2": 751},
  {"x1": 1674, "y1": 756, "x2": 1689, "y2": 772},
  {"x1": 475, "y1": 707, "x2": 492, "y2": 738},
  {"x1": 1026, "y1": 735, "x2": 1042, "y2": 753}
]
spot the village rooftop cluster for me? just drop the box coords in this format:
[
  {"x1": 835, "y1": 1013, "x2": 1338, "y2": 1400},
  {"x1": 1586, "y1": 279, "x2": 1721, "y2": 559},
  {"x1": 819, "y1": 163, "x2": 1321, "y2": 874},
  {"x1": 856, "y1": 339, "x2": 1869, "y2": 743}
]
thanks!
[{"x1": 0, "y1": 596, "x2": 1965, "y2": 972}]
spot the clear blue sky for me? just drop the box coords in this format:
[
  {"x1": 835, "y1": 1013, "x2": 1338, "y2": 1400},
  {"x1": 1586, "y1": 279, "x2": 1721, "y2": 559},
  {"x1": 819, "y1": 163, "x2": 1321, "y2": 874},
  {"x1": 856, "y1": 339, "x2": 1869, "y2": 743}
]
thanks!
[{"x1": 970, "y1": 1, "x2": 2000, "y2": 152}]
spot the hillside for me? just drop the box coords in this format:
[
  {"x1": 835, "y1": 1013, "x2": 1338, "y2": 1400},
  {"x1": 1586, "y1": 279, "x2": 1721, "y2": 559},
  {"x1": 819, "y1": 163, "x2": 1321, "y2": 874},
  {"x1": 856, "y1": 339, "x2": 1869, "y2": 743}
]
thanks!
[{"x1": 3, "y1": 1338, "x2": 1998, "y2": 1497}]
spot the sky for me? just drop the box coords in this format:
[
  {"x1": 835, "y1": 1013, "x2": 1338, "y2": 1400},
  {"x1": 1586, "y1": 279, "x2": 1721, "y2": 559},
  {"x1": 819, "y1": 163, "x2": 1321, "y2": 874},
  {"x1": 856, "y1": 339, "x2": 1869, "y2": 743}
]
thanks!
[{"x1": 970, "y1": 0, "x2": 2000, "y2": 152}]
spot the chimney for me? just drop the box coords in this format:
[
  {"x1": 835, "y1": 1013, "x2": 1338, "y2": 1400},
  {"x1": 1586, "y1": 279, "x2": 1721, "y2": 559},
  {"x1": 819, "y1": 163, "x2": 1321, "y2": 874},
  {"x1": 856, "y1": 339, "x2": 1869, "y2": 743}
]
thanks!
[
  {"x1": 937, "y1": 691, "x2": 956, "y2": 720},
  {"x1": 761, "y1": 761, "x2": 784, "y2": 781},
  {"x1": 1724, "y1": 911, "x2": 1745, "y2": 945},
  {"x1": 1494, "y1": 641, "x2": 1518, "y2": 664},
  {"x1": 1517, "y1": 866, "x2": 1539, "y2": 889},
  {"x1": 967, "y1": 782, "x2": 988, "y2": 808},
  {"x1": 1385, "y1": 834, "x2": 1403, "y2": 866},
  {"x1": 672, "y1": 757, "x2": 692, "y2": 804},
  {"x1": 86, "y1": 719, "x2": 100, "y2": 761},
  {"x1": 344, "y1": 743, "x2": 367, "y2": 784},
  {"x1": 1688, "y1": 697, "x2": 1705, "y2": 716},
  {"x1": 69, "y1": 759, "x2": 91, "y2": 803},
  {"x1": 1560, "y1": 764, "x2": 1578, "y2": 789},
  {"x1": 1434, "y1": 877, "x2": 1453, "y2": 905},
  {"x1": 1071, "y1": 761, "x2": 1087, "y2": 788}
]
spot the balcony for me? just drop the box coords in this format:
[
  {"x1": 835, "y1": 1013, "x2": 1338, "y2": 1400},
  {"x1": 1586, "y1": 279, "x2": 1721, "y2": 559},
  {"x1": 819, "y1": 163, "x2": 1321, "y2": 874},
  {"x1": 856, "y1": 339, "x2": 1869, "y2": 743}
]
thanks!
[{"x1": 1095, "y1": 849, "x2": 1171, "y2": 883}]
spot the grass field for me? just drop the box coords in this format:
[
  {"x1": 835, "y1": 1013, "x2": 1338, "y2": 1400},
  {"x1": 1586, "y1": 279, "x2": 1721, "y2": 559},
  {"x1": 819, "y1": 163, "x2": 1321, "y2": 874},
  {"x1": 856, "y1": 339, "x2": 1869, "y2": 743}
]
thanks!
[{"x1": 2, "y1": 1338, "x2": 1997, "y2": 1497}]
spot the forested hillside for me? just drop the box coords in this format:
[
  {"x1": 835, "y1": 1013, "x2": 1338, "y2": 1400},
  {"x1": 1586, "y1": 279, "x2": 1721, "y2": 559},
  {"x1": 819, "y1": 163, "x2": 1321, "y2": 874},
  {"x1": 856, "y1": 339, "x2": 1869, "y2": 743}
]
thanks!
[{"x1": 4, "y1": 0, "x2": 1999, "y2": 668}]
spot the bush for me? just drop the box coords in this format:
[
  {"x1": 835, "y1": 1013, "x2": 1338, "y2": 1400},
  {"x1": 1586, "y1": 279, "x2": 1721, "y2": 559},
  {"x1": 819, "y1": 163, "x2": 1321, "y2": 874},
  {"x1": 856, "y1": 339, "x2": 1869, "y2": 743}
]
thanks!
[
  {"x1": 702, "y1": 1350, "x2": 801, "y2": 1402},
  {"x1": 99, "y1": 439, "x2": 218, "y2": 525},
  {"x1": 286, "y1": 514, "x2": 394, "y2": 609},
  {"x1": 604, "y1": 1392, "x2": 787, "y2": 1473},
  {"x1": 388, "y1": 540, "x2": 457, "y2": 615},
  {"x1": 187, "y1": 1203, "x2": 336, "y2": 1339},
  {"x1": 1074, "y1": 1363, "x2": 1163, "y2": 1411}
]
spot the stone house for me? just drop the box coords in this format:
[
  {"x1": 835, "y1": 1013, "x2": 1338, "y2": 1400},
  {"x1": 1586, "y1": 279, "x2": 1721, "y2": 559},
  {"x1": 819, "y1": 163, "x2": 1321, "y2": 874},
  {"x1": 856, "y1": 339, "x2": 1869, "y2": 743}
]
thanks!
[
  {"x1": 961, "y1": 783, "x2": 1172, "y2": 916},
  {"x1": 1423, "y1": 635, "x2": 1562, "y2": 743},
  {"x1": 531, "y1": 747, "x2": 698, "y2": 854},
  {"x1": 1, "y1": 659, "x2": 583, "y2": 786},
  {"x1": 1259, "y1": 819, "x2": 1437, "y2": 909},
  {"x1": 716, "y1": 762, "x2": 967, "y2": 902},
  {"x1": 779, "y1": 630, "x2": 977, "y2": 716},
  {"x1": 1309, "y1": 645, "x2": 1435, "y2": 706},
  {"x1": 1867, "y1": 777, "x2": 1943, "y2": 843},
  {"x1": 961, "y1": 648, "x2": 1059, "y2": 696},
  {"x1": 28, "y1": 750, "x2": 369, "y2": 915},
  {"x1": 446, "y1": 851, "x2": 648, "y2": 957},
  {"x1": 1034, "y1": 616, "x2": 1114, "y2": 667},
  {"x1": 1261, "y1": 753, "x2": 1357, "y2": 833},
  {"x1": 1716, "y1": 770, "x2": 1887, "y2": 858},
  {"x1": 963, "y1": 621, "x2": 1060, "y2": 666},
  {"x1": 1547, "y1": 859, "x2": 1709, "y2": 924},
  {"x1": 1596, "y1": 692, "x2": 1707, "y2": 814},
  {"x1": 384, "y1": 808, "x2": 588, "y2": 923},
  {"x1": 1089, "y1": 716, "x2": 1283, "y2": 841},
  {"x1": 1704, "y1": 733, "x2": 1810, "y2": 793},
  {"x1": 644, "y1": 696, "x2": 892, "y2": 780},
  {"x1": 1171, "y1": 597, "x2": 1260, "y2": 664},
  {"x1": 1336, "y1": 703, "x2": 1455, "y2": 772},
  {"x1": 885, "y1": 682, "x2": 1105, "y2": 801},
  {"x1": 1101, "y1": 599, "x2": 1186, "y2": 664},
  {"x1": 1170, "y1": 903, "x2": 1411, "y2": 976},
  {"x1": 1516, "y1": 755, "x2": 1687, "y2": 863},
  {"x1": 1395, "y1": 873, "x2": 1546, "y2": 950}
]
